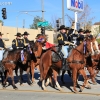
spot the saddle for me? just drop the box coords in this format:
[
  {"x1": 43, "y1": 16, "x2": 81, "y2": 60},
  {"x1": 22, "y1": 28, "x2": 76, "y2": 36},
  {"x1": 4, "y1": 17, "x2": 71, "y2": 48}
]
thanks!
[{"x1": 51, "y1": 46, "x2": 64, "y2": 62}]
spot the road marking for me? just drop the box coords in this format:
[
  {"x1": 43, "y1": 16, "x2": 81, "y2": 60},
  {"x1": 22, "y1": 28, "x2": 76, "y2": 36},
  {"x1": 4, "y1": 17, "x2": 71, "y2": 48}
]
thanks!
[{"x1": 0, "y1": 89, "x2": 100, "y2": 96}]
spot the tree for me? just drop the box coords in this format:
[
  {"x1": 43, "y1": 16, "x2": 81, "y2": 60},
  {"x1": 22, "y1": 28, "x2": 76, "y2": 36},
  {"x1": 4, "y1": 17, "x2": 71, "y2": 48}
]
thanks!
[
  {"x1": 78, "y1": 4, "x2": 94, "y2": 30},
  {"x1": 66, "y1": 4, "x2": 94, "y2": 30},
  {"x1": 29, "y1": 16, "x2": 53, "y2": 30},
  {"x1": 0, "y1": 20, "x2": 3, "y2": 25}
]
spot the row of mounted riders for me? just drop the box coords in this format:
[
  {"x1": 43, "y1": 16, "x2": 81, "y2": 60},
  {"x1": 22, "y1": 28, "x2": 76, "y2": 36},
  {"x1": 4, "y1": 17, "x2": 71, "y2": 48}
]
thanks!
[{"x1": 0, "y1": 34, "x2": 100, "y2": 93}]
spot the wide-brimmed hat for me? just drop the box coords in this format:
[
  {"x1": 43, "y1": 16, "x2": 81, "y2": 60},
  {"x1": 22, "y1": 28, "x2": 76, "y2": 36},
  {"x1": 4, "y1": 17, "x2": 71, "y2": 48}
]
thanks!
[
  {"x1": 0, "y1": 32, "x2": 3, "y2": 36},
  {"x1": 78, "y1": 29, "x2": 84, "y2": 33},
  {"x1": 58, "y1": 25, "x2": 69, "y2": 30},
  {"x1": 22, "y1": 31, "x2": 29, "y2": 35},
  {"x1": 84, "y1": 29, "x2": 91, "y2": 33},
  {"x1": 15, "y1": 32, "x2": 22, "y2": 37}
]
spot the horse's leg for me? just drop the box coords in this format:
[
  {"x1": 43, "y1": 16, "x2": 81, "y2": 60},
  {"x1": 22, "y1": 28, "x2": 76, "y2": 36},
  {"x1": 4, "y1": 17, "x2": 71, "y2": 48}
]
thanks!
[
  {"x1": 87, "y1": 67, "x2": 97, "y2": 85},
  {"x1": 2, "y1": 70, "x2": 9, "y2": 88},
  {"x1": 79, "y1": 69, "x2": 91, "y2": 92},
  {"x1": 0, "y1": 72, "x2": 4, "y2": 85},
  {"x1": 53, "y1": 69, "x2": 62, "y2": 91},
  {"x1": 26, "y1": 67, "x2": 32, "y2": 85},
  {"x1": 45, "y1": 68, "x2": 53, "y2": 87},
  {"x1": 10, "y1": 68, "x2": 18, "y2": 89},
  {"x1": 30, "y1": 61, "x2": 35, "y2": 83},
  {"x1": 15, "y1": 65, "x2": 19, "y2": 82},
  {"x1": 61, "y1": 70, "x2": 66, "y2": 84},
  {"x1": 72, "y1": 68, "x2": 78, "y2": 93},
  {"x1": 19, "y1": 68, "x2": 23, "y2": 86}
]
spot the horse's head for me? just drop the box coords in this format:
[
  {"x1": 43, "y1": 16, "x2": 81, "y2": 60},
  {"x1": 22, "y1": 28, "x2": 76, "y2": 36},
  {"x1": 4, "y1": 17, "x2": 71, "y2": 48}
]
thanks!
[
  {"x1": 18, "y1": 49, "x2": 30, "y2": 64},
  {"x1": 91, "y1": 37, "x2": 100, "y2": 54},
  {"x1": 85, "y1": 37, "x2": 100, "y2": 56},
  {"x1": 35, "y1": 34, "x2": 47, "y2": 45}
]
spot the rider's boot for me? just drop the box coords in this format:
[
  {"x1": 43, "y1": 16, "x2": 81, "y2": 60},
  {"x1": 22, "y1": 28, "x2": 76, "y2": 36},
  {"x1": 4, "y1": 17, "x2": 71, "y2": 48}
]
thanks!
[{"x1": 62, "y1": 58, "x2": 67, "y2": 70}]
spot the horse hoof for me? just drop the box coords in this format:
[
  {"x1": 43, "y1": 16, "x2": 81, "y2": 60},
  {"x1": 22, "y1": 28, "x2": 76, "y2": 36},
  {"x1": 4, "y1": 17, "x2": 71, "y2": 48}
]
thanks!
[
  {"x1": 13, "y1": 86, "x2": 18, "y2": 90},
  {"x1": 87, "y1": 85, "x2": 91, "y2": 89},
  {"x1": 59, "y1": 88, "x2": 63, "y2": 92},
  {"x1": 32, "y1": 81, "x2": 36, "y2": 84},
  {"x1": 73, "y1": 90, "x2": 79, "y2": 94},
  {"x1": 15, "y1": 87, "x2": 18, "y2": 90},
  {"x1": 93, "y1": 82, "x2": 97, "y2": 85},
  {"x1": 2, "y1": 86, "x2": 6, "y2": 89},
  {"x1": 20, "y1": 84, "x2": 24, "y2": 86},
  {"x1": 29, "y1": 83, "x2": 33, "y2": 86},
  {"x1": 79, "y1": 86, "x2": 84, "y2": 92}
]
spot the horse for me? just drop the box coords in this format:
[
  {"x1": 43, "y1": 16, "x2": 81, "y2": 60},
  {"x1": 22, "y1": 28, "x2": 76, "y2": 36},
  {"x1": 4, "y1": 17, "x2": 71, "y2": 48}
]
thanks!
[
  {"x1": 15, "y1": 34, "x2": 47, "y2": 85},
  {"x1": 61, "y1": 37, "x2": 100, "y2": 83},
  {"x1": 2, "y1": 48, "x2": 29, "y2": 89},
  {"x1": 14, "y1": 41, "x2": 36, "y2": 86},
  {"x1": 29, "y1": 34, "x2": 48, "y2": 83},
  {"x1": 39, "y1": 37, "x2": 98, "y2": 93}
]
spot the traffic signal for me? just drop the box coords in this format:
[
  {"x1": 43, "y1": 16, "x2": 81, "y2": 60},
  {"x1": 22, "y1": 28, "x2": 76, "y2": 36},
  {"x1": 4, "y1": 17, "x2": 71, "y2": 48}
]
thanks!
[
  {"x1": 41, "y1": 27, "x2": 45, "y2": 34},
  {"x1": 1, "y1": 8, "x2": 7, "y2": 19},
  {"x1": 56, "y1": 20, "x2": 59, "y2": 31}
]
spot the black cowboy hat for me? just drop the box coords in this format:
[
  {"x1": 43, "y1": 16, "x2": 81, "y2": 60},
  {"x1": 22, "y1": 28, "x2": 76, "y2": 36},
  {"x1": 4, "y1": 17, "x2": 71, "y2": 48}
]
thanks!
[
  {"x1": 58, "y1": 25, "x2": 69, "y2": 30},
  {"x1": 78, "y1": 29, "x2": 84, "y2": 33},
  {"x1": 22, "y1": 31, "x2": 29, "y2": 35},
  {"x1": 15, "y1": 32, "x2": 22, "y2": 37},
  {"x1": 84, "y1": 29, "x2": 91, "y2": 33},
  {"x1": 0, "y1": 32, "x2": 3, "y2": 36}
]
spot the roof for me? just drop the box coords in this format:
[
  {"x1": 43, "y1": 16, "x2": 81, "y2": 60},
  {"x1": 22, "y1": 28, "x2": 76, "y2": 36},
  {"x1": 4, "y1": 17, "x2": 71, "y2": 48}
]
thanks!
[{"x1": 94, "y1": 22, "x2": 100, "y2": 25}]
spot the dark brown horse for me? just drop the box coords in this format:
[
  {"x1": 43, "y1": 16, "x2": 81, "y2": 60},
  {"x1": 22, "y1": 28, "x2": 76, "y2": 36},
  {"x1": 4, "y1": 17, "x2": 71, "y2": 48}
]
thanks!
[
  {"x1": 16, "y1": 34, "x2": 47, "y2": 85},
  {"x1": 2, "y1": 48, "x2": 28, "y2": 89},
  {"x1": 39, "y1": 37, "x2": 97, "y2": 93}
]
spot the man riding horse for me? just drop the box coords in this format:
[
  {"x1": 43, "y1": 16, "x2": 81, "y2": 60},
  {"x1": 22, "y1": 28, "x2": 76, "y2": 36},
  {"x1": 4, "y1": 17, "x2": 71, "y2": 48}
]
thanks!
[
  {"x1": 0, "y1": 32, "x2": 6, "y2": 61},
  {"x1": 57, "y1": 25, "x2": 75, "y2": 70},
  {"x1": 12, "y1": 32, "x2": 24, "y2": 49}
]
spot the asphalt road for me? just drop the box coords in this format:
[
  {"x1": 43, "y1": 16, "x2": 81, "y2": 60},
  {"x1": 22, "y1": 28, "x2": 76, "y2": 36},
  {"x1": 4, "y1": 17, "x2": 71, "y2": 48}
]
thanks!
[
  {"x1": 0, "y1": 69, "x2": 100, "y2": 100},
  {"x1": 0, "y1": 90, "x2": 100, "y2": 100}
]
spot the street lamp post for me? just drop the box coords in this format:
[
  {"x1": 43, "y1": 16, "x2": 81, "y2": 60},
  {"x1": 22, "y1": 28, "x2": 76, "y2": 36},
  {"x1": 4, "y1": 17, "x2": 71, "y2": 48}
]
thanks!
[
  {"x1": 41, "y1": 0, "x2": 44, "y2": 22},
  {"x1": 62, "y1": 0, "x2": 65, "y2": 25},
  {"x1": 16, "y1": 13, "x2": 23, "y2": 32}
]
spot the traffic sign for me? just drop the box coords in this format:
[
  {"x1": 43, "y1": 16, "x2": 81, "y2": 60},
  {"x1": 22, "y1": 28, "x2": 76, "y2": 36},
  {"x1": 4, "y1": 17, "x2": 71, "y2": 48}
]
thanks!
[{"x1": 37, "y1": 21, "x2": 48, "y2": 27}]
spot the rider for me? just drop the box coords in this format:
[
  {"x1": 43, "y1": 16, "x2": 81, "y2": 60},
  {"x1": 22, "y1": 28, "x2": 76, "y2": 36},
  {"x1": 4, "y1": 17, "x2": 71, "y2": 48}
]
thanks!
[
  {"x1": 0, "y1": 32, "x2": 6, "y2": 61},
  {"x1": 84, "y1": 29, "x2": 93, "y2": 39},
  {"x1": 76, "y1": 29, "x2": 85, "y2": 46},
  {"x1": 57, "y1": 25, "x2": 74, "y2": 70},
  {"x1": 22, "y1": 31, "x2": 30, "y2": 47},
  {"x1": 12, "y1": 32, "x2": 24, "y2": 50}
]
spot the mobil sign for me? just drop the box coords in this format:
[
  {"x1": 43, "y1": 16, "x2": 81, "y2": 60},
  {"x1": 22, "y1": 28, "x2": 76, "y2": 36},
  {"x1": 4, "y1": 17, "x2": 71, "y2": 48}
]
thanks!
[{"x1": 67, "y1": 0, "x2": 84, "y2": 12}]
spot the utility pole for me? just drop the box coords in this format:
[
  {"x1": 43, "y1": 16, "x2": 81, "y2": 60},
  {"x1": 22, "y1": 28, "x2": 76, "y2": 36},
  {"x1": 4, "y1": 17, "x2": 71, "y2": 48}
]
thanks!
[
  {"x1": 62, "y1": 0, "x2": 65, "y2": 25},
  {"x1": 41, "y1": 0, "x2": 44, "y2": 22}
]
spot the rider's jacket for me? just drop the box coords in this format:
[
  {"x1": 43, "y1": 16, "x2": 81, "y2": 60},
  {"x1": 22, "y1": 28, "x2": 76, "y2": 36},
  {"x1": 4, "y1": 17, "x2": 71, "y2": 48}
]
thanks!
[
  {"x1": 22, "y1": 38, "x2": 30, "y2": 46},
  {"x1": 76, "y1": 34, "x2": 84, "y2": 46},
  {"x1": 12, "y1": 38, "x2": 24, "y2": 49},
  {"x1": 87, "y1": 34, "x2": 93, "y2": 39},
  {"x1": 0, "y1": 39, "x2": 5, "y2": 48},
  {"x1": 23, "y1": 38, "x2": 29, "y2": 44},
  {"x1": 57, "y1": 32, "x2": 68, "y2": 45}
]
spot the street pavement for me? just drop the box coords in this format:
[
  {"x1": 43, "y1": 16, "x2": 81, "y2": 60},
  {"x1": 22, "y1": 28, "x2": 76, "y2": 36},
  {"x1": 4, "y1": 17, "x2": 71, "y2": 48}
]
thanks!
[{"x1": 0, "y1": 69, "x2": 100, "y2": 100}]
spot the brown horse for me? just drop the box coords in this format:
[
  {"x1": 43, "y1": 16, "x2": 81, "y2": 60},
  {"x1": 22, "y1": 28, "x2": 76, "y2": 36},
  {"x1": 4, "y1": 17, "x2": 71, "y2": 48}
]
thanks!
[
  {"x1": 28, "y1": 34, "x2": 47, "y2": 83},
  {"x1": 61, "y1": 38, "x2": 100, "y2": 84},
  {"x1": 2, "y1": 48, "x2": 28, "y2": 89},
  {"x1": 39, "y1": 37, "x2": 97, "y2": 93},
  {"x1": 86, "y1": 42, "x2": 100, "y2": 85}
]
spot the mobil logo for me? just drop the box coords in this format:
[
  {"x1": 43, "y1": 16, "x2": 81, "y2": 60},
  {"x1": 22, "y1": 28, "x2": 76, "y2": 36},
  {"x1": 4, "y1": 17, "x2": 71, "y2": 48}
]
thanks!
[{"x1": 71, "y1": 0, "x2": 83, "y2": 9}]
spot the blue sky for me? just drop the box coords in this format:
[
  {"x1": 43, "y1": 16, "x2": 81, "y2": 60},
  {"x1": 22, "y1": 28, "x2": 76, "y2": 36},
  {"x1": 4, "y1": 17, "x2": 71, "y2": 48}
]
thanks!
[{"x1": 0, "y1": 0, "x2": 100, "y2": 28}]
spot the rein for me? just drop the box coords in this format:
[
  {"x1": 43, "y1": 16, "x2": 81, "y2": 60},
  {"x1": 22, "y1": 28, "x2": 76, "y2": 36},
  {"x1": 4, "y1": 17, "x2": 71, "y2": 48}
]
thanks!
[{"x1": 70, "y1": 42, "x2": 87, "y2": 64}]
